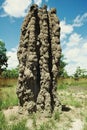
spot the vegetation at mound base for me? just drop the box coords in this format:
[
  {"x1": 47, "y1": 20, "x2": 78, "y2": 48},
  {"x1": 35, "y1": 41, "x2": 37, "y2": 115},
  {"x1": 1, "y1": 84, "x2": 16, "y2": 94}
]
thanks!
[
  {"x1": 0, "y1": 84, "x2": 18, "y2": 110},
  {"x1": 0, "y1": 78, "x2": 87, "y2": 130}
]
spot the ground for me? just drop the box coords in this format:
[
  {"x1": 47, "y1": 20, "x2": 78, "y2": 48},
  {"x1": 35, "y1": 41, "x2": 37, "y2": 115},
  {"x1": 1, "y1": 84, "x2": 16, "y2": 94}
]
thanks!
[{"x1": 1, "y1": 78, "x2": 87, "y2": 130}]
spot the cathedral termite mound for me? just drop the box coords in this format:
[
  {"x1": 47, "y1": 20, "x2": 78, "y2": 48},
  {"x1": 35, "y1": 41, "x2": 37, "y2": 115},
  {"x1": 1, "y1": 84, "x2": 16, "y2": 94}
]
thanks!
[{"x1": 16, "y1": 4, "x2": 61, "y2": 116}]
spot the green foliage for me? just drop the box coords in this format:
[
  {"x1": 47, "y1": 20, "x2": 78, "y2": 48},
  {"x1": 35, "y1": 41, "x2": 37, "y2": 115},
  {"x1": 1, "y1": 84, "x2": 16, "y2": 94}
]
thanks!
[
  {"x1": 0, "y1": 41, "x2": 8, "y2": 74},
  {"x1": 74, "y1": 66, "x2": 87, "y2": 79},
  {"x1": 38, "y1": 123, "x2": 52, "y2": 130},
  {"x1": 0, "y1": 77, "x2": 87, "y2": 130},
  {"x1": 0, "y1": 85, "x2": 18, "y2": 110},
  {"x1": 0, "y1": 111, "x2": 7, "y2": 130},
  {"x1": 84, "y1": 124, "x2": 87, "y2": 130},
  {"x1": 1, "y1": 68, "x2": 19, "y2": 78},
  {"x1": 58, "y1": 83, "x2": 68, "y2": 90},
  {"x1": 37, "y1": 118, "x2": 57, "y2": 130},
  {"x1": 83, "y1": 113, "x2": 87, "y2": 130},
  {"x1": 38, "y1": 124, "x2": 46, "y2": 130},
  {"x1": 32, "y1": 114, "x2": 37, "y2": 127},
  {"x1": 58, "y1": 78, "x2": 69, "y2": 90},
  {"x1": 9, "y1": 119, "x2": 28, "y2": 130},
  {"x1": 53, "y1": 111, "x2": 60, "y2": 121},
  {"x1": 70, "y1": 100, "x2": 81, "y2": 108},
  {"x1": 62, "y1": 94, "x2": 82, "y2": 108},
  {"x1": 58, "y1": 55, "x2": 68, "y2": 78},
  {"x1": 58, "y1": 77, "x2": 87, "y2": 88},
  {"x1": 0, "y1": 113, "x2": 28, "y2": 130}
]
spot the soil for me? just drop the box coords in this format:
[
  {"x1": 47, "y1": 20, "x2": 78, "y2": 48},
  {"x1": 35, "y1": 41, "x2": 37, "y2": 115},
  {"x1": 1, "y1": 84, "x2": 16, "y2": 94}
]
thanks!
[{"x1": 69, "y1": 119, "x2": 83, "y2": 130}]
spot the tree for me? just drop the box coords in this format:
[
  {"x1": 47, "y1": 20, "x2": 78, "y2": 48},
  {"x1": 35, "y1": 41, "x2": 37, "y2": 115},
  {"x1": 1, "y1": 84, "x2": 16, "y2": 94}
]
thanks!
[
  {"x1": 1, "y1": 68, "x2": 19, "y2": 78},
  {"x1": 74, "y1": 66, "x2": 87, "y2": 79},
  {"x1": 58, "y1": 55, "x2": 68, "y2": 78},
  {"x1": 0, "y1": 41, "x2": 8, "y2": 74}
]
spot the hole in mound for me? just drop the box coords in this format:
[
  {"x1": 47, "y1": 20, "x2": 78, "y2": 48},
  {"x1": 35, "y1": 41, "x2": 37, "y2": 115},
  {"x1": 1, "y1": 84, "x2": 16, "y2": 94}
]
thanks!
[{"x1": 62, "y1": 105, "x2": 71, "y2": 112}]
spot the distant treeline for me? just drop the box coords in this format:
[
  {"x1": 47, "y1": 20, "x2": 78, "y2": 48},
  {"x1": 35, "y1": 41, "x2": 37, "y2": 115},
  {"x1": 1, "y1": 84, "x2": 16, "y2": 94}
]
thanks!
[
  {"x1": 1, "y1": 68, "x2": 19, "y2": 78},
  {"x1": 1, "y1": 66, "x2": 87, "y2": 79}
]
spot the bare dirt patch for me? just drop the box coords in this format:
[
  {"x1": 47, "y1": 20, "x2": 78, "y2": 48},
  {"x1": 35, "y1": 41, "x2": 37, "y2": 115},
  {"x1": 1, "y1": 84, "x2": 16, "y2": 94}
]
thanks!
[{"x1": 69, "y1": 119, "x2": 83, "y2": 130}]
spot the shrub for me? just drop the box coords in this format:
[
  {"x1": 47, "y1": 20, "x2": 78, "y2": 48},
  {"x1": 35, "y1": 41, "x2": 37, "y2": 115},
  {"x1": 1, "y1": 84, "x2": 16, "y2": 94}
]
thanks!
[{"x1": 1, "y1": 68, "x2": 19, "y2": 78}]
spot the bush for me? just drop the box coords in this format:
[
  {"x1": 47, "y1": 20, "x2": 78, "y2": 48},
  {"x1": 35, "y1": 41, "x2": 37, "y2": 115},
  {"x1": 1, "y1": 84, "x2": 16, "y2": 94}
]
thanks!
[{"x1": 1, "y1": 68, "x2": 19, "y2": 78}]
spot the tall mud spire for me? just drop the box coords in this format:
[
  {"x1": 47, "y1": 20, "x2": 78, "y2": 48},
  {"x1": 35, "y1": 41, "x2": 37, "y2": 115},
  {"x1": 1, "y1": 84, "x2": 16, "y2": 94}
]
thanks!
[{"x1": 17, "y1": 4, "x2": 61, "y2": 116}]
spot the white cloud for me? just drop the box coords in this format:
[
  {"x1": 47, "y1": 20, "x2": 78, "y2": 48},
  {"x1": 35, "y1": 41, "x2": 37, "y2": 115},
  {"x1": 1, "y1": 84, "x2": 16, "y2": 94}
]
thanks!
[
  {"x1": 60, "y1": 13, "x2": 87, "y2": 41},
  {"x1": 65, "y1": 64, "x2": 77, "y2": 76},
  {"x1": 63, "y1": 37, "x2": 87, "y2": 75},
  {"x1": 73, "y1": 13, "x2": 87, "y2": 27},
  {"x1": 65, "y1": 56, "x2": 87, "y2": 76},
  {"x1": 1, "y1": 0, "x2": 44, "y2": 17},
  {"x1": 83, "y1": 42, "x2": 87, "y2": 49},
  {"x1": 65, "y1": 48, "x2": 80, "y2": 62},
  {"x1": 0, "y1": 13, "x2": 8, "y2": 17},
  {"x1": 47, "y1": 6, "x2": 50, "y2": 11},
  {"x1": 1, "y1": 0, "x2": 32, "y2": 17},
  {"x1": 67, "y1": 33, "x2": 82, "y2": 47},
  {"x1": 60, "y1": 21, "x2": 73, "y2": 34},
  {"x1": 60, "y1": 20, "x2": 73, "y2": 40},
  {"x1": 7, "y1": 47, "x2": 18, "y2": 69},
  {"x1": 34, "y1": 0, "x2": 42, "y2": 6},
  {"x1": 60, "y1": 13, "x2": 87, "y2": 75}
]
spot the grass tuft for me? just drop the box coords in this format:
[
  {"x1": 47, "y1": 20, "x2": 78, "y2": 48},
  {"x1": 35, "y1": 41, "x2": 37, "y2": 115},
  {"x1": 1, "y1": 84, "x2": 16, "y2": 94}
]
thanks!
[
  {"x1": 9, "y1": 119, "x2": 28, "y2": 130},
  {"x1": 0, "y1": 111, "x2": 7, "y2": 130},
  {"x1": 53, "y1": 111, "x2": 60, "y2": 121},
  {"x1": 32, "y1": 113, "x2": 37, "y2": 127},
  {"x1": 58, "y1": 83, "x2": 68, "y2": 90}
]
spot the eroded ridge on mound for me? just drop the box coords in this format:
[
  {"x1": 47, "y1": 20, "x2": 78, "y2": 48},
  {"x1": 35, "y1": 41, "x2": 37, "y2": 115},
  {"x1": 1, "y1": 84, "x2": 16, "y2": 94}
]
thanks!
[{"x1": 16, "y1": 4, "x2": 61, "y2": 116}]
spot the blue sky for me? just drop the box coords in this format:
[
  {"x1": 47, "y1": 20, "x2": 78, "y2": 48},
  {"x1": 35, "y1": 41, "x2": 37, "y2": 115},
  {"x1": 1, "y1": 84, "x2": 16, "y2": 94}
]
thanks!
[{"x1": 0, "y1": 0, "x2": 87, "y2": 75}]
